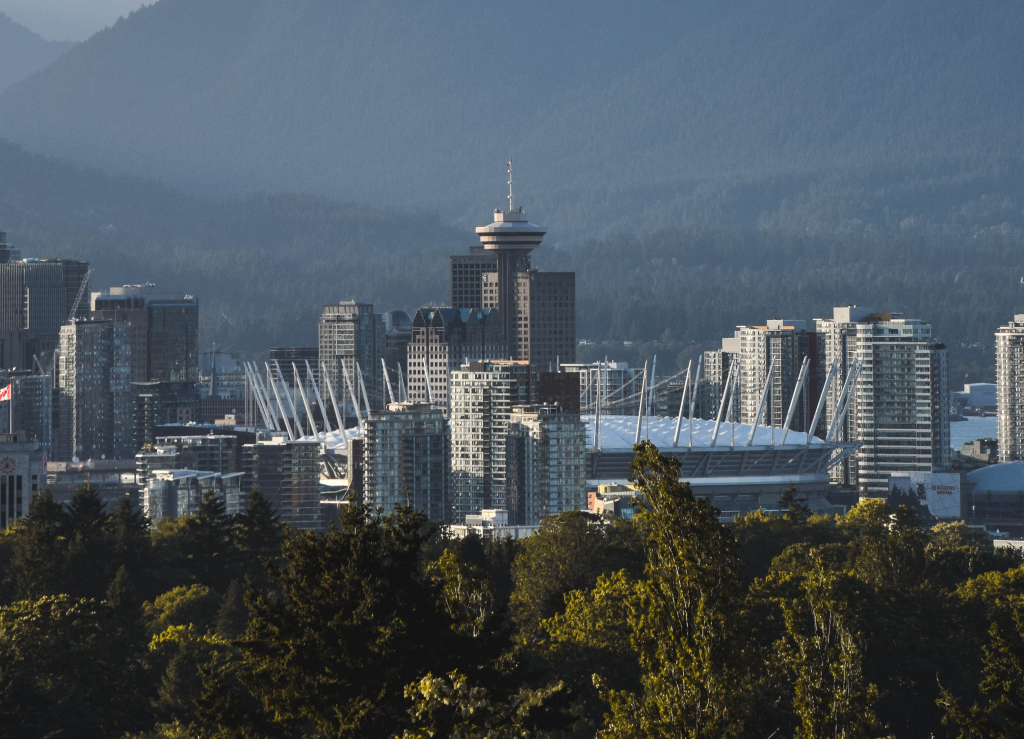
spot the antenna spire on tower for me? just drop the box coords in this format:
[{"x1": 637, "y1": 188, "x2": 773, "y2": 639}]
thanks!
[{"x1": 507, "y1": 156, "x2": 513, "y2": 212}]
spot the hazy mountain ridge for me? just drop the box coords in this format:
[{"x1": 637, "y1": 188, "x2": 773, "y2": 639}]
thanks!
[
  {"x1": 0, "y1": 139, "x2": 466, "y2": 352},
  {"x1": 0, "y1": 12, "x2": 75, "y2": 93},
  {"x1": 0, "y1": 0, "x2": 1019, "y2": 235}
]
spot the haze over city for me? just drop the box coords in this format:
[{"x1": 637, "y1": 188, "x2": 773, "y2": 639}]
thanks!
[{"x1": 0, "y1": 2, "x2": 1022, "y2": 737}]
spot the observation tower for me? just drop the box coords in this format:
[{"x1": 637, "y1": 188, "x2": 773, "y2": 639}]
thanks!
[{"x1": 474, "y1": 159, "x2": 546, "y2": 355}]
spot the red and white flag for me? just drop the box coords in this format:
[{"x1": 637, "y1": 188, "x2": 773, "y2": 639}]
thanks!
[{"x1": 0, "y1": 384, "x2": 10, "y2": 402}]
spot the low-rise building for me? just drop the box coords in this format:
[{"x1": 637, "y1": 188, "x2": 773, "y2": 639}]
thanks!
[
  {"x1": 144, "y1": 469, "x2": 244, "y2": 523},
  {"x1": 0, "y1": 432, "x2": 47, "y2": 530},
  {"x1": 449, "y1": 508, "x2": 538, "y2": 540}
]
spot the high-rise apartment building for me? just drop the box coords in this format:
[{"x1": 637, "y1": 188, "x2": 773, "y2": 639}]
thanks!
[
  {"x1": 815, "y1": 306, "x2": 950, "y2": 493},
  {"x1": 0, "y1": 233, "x2": 90, "y2": 372},
  {"x1": 319, "y1": 301, "x2": 385, "y2": 411},
  {"x1": 995, "y1": 314, "x2": 1024, "y2": 462},
  {"x1": 363, "y1": 402, "x2": 449, "y2": 521},
  {"x1": 144, "y1": 470, "x2": 244, "y2": 524},
  {"x1": 702, "y1": 337, "x2": 740, "y2": 421},
  {"x1": 505, "y1": 404, "x2": 585, "y2": 526},
  {"x1": 736, "y1": 320, "x2": 822, "y2": 433},
  {"x1": 242, "y1": 437, "x2": 323, "y2": 530},
  {"x1": 90, "y1": 286, "x2": 199, "y2": 383},
  {"x1": 56, "y1": 320, "x2": 132, "y2": 461},
  {"x1": 406, "y1": 307, "x2": 505, "y2": 407},
  {"x1": 448, "y1": 361, "x2": 532, "y2": 523}
]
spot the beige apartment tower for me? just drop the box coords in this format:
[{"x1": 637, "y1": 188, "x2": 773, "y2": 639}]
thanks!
[{"x1": 996, "y1": 314, "x2": 1024, "y2": 462}]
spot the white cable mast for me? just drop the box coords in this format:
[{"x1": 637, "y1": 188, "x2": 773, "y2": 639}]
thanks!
[
  {"x1": 711, "y1": 359, "x2": 736, "y2": 447},
  {"x1": 688, "y1": 355, "x2": 703, "y2": 447},
  {"x1": 634, "y1": 360, "x2": 648, "y2": 446},
  {"x1": 293, "y1": 362, "x2": 318, "y2": 438},
  {"x1": 672, "y1": 360, "x2": 693, "y2": 447},
  {"x1": 306, "y1": 359, "x2": 332, "y2": 434},
  {"x1": 779, "y1": 356, "x2": 810, "y2": 445},
  {"x1": 321, "y1": 362, "x2": 348, "y2": 445},
  {"x1": 746, "y1": 357, "x2": 776, "y2": 446}
]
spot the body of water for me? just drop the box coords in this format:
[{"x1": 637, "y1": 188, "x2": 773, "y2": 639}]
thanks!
[{"x1": 950, "y1": 415, "x2": 997, "y2": 451}]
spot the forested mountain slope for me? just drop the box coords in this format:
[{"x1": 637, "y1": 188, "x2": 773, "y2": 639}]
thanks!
[
  {"x1": 2, "y1": 138, "x2": 1021, "y2": 381},
  {"x1": 0, "y1": 0, "x2": 1019, "y2": 234},
  {"x1": 0, "y1": 13, "x2": 74, "y2": 93}
]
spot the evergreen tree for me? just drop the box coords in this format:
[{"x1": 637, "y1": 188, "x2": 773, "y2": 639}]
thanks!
[
  {"x1": 107, "y1": 494, "x2": 153, "y2": 588},
  {"x1": 63, "y1": 484, "x2": 114, "y2": 599},
  {"x1": 6, "y1": 490, "x2": 67, "y2": 599},
  {"x1": 106, "y1": 564, "x2": 141, "y2": 625},
  {"x1": 233, "y1": 487, "x2": 284, "y2": 586},
  {"x1": 215, "y1": 579, "x2": 249, "y2": 639},
  {"x1": 778, "y1": 483, "x2": 812, "y2": 525},
  {"x1": 200, "y1": 504, "x2": 466, "y2": 738}
]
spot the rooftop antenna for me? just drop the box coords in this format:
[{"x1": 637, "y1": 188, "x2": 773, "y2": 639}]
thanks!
[{"x1": 507, "y1": 156, "x2": 513, "y2": 212}]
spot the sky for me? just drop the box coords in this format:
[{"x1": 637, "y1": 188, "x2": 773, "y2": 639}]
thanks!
[{"x1": 0, "y1": 0, "x2": 149, "y2": 42}]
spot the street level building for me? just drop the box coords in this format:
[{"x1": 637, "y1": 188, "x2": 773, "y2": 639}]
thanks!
[
  {"x1": 406, "y1": 307, "x2": 505, "y2": 407},
  {"x1": 996, "y1": 315, "x2": 1024, "y2": 463},
  {"x1": 0, "y1": 232, "x2": 90, "y2": 372},
  {"x1": 242, "y1": 436, "x2": 323, "y2": 530},
  {"x1": 448, "y1": 361, "x2": 532, "y2": 522},
  {"x1": 505, "y1": 404, "x2": 586, "y2": 525},
  {"x1": 363, "y1": 402, "x2": 449, "y2": 521},
  {"x1": 319, "y1": 301, "x2": 385, "y2": 412},
  {"x1": 56, "y1": 319, "x2": 132, "y2": 461},
  {"x1": 0, "y1": 433, "x2": 46, "y2": 530},
  {"x1": 815, "y1": 306, "x2": 950, "y2": 494}
]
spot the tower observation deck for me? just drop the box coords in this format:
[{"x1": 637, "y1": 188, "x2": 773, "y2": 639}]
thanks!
[{"x1": 474, "y1": 208, "x2": 547, "y2": 357}]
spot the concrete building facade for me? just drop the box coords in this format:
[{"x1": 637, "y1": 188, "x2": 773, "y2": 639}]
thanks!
[
  {"x1": 242, "y1": 437, "x2": 323, "y2": 530},
  {"x1": 448, "y1": 361, "x2": 532, "y2": 522},
  {"x1": 363, "y1": 402, "x2": 449, "y2": 521},
  {"x1": 816, "y1": 307, "x2": 950, "y2": 493},
  {"x1": 996, "y1": 314, "x2": 1024, "y2": 462},
  {"x1": 0, "y1": 433, "x2": 47, "y2": 530},
  {"x1": 0, "y1": 233, "x2": 90, "y2": 372},
  {"x1": 406, "y1": 307, "x2": 505, "y2": 408},
  {"x1": 319, "y1": 301, "x2": 385, "y2": 412},
  {"x1": 91, "y1": 286, "x2": 199, "y2": 383},
  {"x1": 505, "y1": 404, "x2": 585, "y2": 526},
  {"x1": 56, "y1": 320, "x2": 132, "y2": 461}
]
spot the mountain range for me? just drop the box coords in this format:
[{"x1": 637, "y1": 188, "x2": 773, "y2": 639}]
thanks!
[
  {"x1": 0, "y1": 12, "x2": 74, "y2": 93},
  {"x1": 0, "y1": 0, "x2": 1021, "y2": 234}
]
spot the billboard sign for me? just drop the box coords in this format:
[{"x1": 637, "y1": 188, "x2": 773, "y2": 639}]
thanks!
[{"x1": 888, "y1": 472, "x2": 960, "y2": 519}]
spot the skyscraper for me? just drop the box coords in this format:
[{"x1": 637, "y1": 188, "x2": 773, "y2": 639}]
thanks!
[
  {"x1": 448, "y1": 178, "x2": 576, "y2": 370},
  {"x1": 736, "y1": 320, "x2": 822, "y2": 433},
  {"x1": 448, "y1": 360, "x2": 532, "y2": 522},
  {"x1": 815, "y1": 306, "x2": 950, "y2": 493},
  {"x1": 0, "y1": 370, "x2": 53, "y2": 453},
  {"x1": 0, "y1": 232, "x2": 90, "y2": 372},
  {"x1": 56, "y1": 319, "x2": 133, "y2": 461},
  {"x1": 505, "y1": 404, "x2": 585, "y2": 526},
  {"x1": 406, "y1": 307, "x2": 505, "y2": 407},
  {"x1": 90, "y1": 286, "x2": 199, "y2": 383},
  {"x1": 995, "y1": 314, "x2": 1024, "y2": 462},
  {"x1": 319, "y1": 301, "x2": 385, "y2": 411},
  {"x1": 363, "y1": 402, "x2": 449, "y2": 521}
]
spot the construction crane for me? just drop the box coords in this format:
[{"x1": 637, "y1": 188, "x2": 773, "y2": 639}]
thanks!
[
  {"x1": 67, "y1": 268, "x2": 94, "y2": 323},
  {"x1": 45, "y1": 268, "x2": 94, "y2": 378}
]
